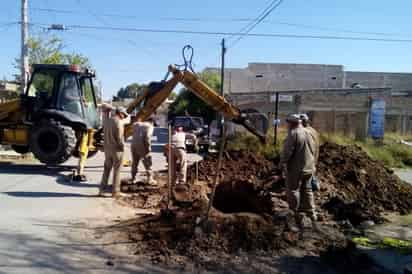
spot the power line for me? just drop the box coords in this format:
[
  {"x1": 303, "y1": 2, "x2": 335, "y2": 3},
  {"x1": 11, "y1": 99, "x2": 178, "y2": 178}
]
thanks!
[
  {"x1": 28, "y1": 23, "x2": 412, "y2": 43},
  {"x1": 229, "y1": 0, "x2": 284, "y2": 47},
  {"x1": 31, "y1": 8, "x2": 409, "y2": 38}
]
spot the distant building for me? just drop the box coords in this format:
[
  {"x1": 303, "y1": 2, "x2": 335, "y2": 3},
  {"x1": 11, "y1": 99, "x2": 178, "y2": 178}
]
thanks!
[
  {"x1": 206, "y1": 63, "x2": 412, "y2": 94},
  {"x1": 205, "y1": 63, "x2": 412, "y2": 136},
  {"x1": 0, "y1": 81, "x2": 20, "y2": 102}
]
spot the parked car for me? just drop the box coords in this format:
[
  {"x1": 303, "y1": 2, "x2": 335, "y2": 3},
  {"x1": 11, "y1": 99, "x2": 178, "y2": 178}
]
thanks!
[{"x1": 171, "y1": 116, "x2": 210, "y2": 152}]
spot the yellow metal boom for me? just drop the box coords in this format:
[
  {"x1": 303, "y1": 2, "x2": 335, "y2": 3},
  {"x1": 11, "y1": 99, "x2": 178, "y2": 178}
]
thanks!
[{"x1": 123, "y1": 65, "x2": 266, "y2": 142}]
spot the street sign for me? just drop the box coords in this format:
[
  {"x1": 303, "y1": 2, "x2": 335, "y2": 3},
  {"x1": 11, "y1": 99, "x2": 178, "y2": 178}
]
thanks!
[
  {"x1": 369, "y1": 98, "x2": 386, "y2": 139},
  {"x1": 270, "y1": 94, "x2": 294, "y2": 102}
]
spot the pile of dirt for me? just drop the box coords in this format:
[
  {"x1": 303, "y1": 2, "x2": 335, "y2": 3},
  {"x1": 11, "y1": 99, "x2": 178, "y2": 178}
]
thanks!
[
  {"x1": 188, "y1": 150, "x2": 276, "y2": 183},
  {"x1": 126, "y1": 205, "x2": 346, "y2": 271},
  {"x1": 117, "y1": 142, "x2": 412, "y2": 271},
  {"x1": 317, "y1": 142, "x2": 412, "y2": 225}
]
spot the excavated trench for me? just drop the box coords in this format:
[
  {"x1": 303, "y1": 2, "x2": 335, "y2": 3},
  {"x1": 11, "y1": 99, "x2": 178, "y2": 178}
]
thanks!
[{"x1": 212, "y1": 180, "x2": 273, "y2": 214}]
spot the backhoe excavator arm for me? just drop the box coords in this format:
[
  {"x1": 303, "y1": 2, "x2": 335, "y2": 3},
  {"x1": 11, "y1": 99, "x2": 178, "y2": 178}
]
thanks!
[
  {"x1": 169, "y1": 65, "x2": 267, "y2": 143},
  {"x1": 124, "y1": 75, "x2": 179, "y2": 139},
  {"x1": 122, "y1": 65, "x2": 266, "y2": 143}
]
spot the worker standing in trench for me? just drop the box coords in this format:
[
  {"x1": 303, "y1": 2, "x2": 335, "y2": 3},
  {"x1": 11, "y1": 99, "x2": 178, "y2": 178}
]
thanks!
[
  {"x1": 280, "y1": 114, "x2": 317, "y2": 231},
  {"x1": 99, "y1": 107, "x2": 129, "y2": 198},
  {"x1": 131, "y1": 117, "x2": 156, "y2": 185},
  {"x1": 171, "y1": 127, "x2": 187, "y2": 188}
]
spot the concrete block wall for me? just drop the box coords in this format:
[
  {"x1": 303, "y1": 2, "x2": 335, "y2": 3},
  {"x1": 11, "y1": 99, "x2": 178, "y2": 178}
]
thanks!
[{"x1": 228, "y1": 89, "x2": 412, "y2": 136}]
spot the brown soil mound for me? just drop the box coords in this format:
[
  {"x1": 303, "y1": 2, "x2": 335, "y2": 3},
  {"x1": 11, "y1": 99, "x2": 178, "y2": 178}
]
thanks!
[
  {"x1": 189, "y1": 150, "x2": 276, "y2": 183},
  {"x1": 127, "y1": 202, "x2": 346, "y2": 271},
  {"x1": 317, "y1": 142, "x2": 412, "y2": 225},
  {"x1": 118, "y1": 142, "x2": 412, "y2": 271}
]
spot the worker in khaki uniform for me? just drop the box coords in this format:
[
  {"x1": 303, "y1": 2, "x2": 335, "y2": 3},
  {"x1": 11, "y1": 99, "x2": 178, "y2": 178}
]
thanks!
[
  {"x1": 131, "y1": 118, "x2": 155, "y2": 184},
  {"x1": 280, "y1": 114, "x2": 316, "y2": 230},
  {"x1": 99, "y1": 107, "x2": 128, "y2": 198},
  {"x1": 300, "y1": 114, "x2": 320, "y2": 164},
  {"x1": 171, "y1": 127, "x2": 187, "y2": 185}
]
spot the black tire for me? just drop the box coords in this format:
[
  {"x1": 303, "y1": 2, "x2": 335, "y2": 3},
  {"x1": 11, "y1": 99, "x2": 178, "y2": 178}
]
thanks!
[
  {"x1": 11, "y1": 145, "x2": 30, "y2": 154},
  {"x1": 30, "y1": 120, "x2": 76, "y2": 165}
]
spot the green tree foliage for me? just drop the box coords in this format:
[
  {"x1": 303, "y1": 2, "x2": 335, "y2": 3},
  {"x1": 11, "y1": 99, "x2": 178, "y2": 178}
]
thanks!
[
  {"x1": 113, "y1": 82, "x2": 145, "y2": 101},
  {"x1": 14, "y1": 35, "x2": 90, "y2": 81},
  {"x1": 168, "y1": 71, "x2": 221, "y2": 124}
]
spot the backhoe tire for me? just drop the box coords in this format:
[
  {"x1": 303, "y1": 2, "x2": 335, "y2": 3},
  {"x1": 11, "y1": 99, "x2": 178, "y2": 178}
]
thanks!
[
  {"x1": 11, "y1": 145, "x2": 30, "y2": 154},
  {"x1": 30, "y1": 120, "x2": 76, "y2": 165}
]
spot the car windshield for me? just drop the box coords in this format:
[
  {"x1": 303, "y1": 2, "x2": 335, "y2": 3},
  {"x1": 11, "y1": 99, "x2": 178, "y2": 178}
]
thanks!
[{"x1": 174, "y1": 117, "x2": 203, "y2": 131}]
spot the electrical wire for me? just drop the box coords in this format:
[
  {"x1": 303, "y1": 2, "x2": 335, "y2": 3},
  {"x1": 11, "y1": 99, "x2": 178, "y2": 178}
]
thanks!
[
  {"x1": 0, "y1": 22, "x2": 18, "y2": 32},
  {"x1": 31, "y1": 7, "x2": 410, "y2": 38},
  {"x1": 28, "y1": 23, "x2": 412, "y2": 43},
  {"x1": 229, "y1": 0, "x2": 284, "y2": 48}
]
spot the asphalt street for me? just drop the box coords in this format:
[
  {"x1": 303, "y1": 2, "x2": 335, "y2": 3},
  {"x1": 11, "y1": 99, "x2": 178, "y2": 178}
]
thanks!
[{"x1": 0, "y1": 127, "x2": 201, "y2": 274}]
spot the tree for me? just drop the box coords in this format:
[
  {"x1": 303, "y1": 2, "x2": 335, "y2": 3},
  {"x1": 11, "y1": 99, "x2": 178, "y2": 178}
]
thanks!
[
  {"x1": 113, "y1": 82, "x2": 145, "y2": 101},
  {"x1": 168, "y1": 91, "x2": 177, "y2": 100},
  {"x1": 168, "y1": 71, "x2": 221, "y2": 124},
  {"x1": 14, "y1": 35, "x2": 90, "y2": 81}
]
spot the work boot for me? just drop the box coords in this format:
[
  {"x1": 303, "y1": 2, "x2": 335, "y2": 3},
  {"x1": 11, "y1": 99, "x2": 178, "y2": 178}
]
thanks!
[
  {"x1": 147, "y1": 173, "x2": 157, "y2": 185},
  {"x1": 113, "y1": 192, "x2": 127, "y2": 199},
  {"x1": 98, "y1": 183, "x2": 108, "y2": 196}
]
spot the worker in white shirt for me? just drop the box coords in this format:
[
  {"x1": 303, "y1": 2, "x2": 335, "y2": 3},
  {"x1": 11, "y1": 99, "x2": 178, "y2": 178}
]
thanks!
[{"x1": 171, "y1": 127, "x2": 187, "y2": 185}]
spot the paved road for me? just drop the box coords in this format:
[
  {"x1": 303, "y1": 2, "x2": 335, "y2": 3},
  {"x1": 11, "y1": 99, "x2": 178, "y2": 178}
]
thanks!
[
  {"x1": 395, "y1": 169, "x2": 412, "y2": 184},
  {"x1": 0, "y1": 128, "x2": 201, "y2": 274}
]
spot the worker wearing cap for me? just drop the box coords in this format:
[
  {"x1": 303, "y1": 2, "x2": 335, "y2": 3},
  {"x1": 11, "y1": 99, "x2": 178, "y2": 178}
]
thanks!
[
  {"x1": 131, "y1": 117, "x2": 155, "y2": 184},
  {"x1": 171, "y1": 127, "x2": 187, "y2": 185},
  {"x1": 99, "y1": 107, "x2": 128, "y2": 198},
  {"x1": 280, "y1": 114, "x2": 317, "y2": 229},
  {"x1": 300, "y1": 114, "x2": 320, "y2": 165}
]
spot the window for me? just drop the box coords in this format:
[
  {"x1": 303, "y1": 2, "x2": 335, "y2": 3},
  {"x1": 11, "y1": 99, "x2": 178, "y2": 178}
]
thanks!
[
  {"x1": 58, "y1": 73, "x2": 82, "y2": 116},
  {"x1": 80, "y1": 77, "x2": 100, "y2": 128},
  {"x1": 28, "y1": 71, "x2": 56, "y2": 97},
  {"x1": 81, "y1": 77, "x2": 95, "y2": 105}
]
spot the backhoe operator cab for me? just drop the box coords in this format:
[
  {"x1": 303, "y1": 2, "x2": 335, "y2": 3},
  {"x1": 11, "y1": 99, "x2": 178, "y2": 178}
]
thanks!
[{"x1": 18, "y1": 64, "x2": 101, "y2": 164}]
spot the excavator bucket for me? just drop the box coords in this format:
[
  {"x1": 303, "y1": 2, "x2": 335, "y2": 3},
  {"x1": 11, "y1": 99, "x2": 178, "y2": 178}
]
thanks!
[{"x1": 236, "y1": 108, "x2": 268, "y2": 143}]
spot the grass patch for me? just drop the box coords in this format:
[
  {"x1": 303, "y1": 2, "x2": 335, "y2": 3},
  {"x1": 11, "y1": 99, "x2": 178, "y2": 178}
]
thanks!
[
  {"x1": 353, "y1": 237, "x2": 412, "y2": 254},
  {"x1": 226, "y1": 130, "x2": 287, "y2": 161},
  {"x1": 321, "y1": 133, "x2": 412, "y2": 168}
]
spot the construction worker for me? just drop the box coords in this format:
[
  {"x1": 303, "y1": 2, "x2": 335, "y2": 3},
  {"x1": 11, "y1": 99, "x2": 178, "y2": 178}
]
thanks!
[
  {"x1": 131, "y1": 117, "x2": 155, "y2": 184},
  {"x1": 99, "y1": 107, "x2": 129, "y2": 198},
  {"x1": 171, "y1": 127, "x2": 187, "y2": 185},
  {"x1": 280, "y1": 114, "x2": 316, "y2": 230},
  {"x1": 300, "y1": 114, "x2": 320, "y2": 164}
]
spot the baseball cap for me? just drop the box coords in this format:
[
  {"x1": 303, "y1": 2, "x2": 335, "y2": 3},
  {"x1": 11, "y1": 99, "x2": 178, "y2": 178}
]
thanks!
[
  {"x1": 299, "y1": 113, "x2": 309, "y2": 122},
  {"x1": 115, "y1": 106, "x2": 128, "y2": 117},
  {"x1": 285, "y1": 114, "x2": 301, "y2": 123}
]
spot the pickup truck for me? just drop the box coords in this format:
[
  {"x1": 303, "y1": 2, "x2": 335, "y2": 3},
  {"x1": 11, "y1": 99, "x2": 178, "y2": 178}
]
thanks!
[{"x1": 171, "y1": 116, "x2": 210, "y2": 152}]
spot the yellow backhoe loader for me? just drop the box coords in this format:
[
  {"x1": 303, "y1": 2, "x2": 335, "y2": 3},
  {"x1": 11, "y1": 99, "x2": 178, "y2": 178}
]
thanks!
[{"x1": 0, "y1": 47, "x2": 267, "y2": 181}]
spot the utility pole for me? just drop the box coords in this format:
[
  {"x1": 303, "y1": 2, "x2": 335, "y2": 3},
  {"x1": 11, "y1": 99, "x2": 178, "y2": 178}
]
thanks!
[
  {"x1": 219, "y1": 38, "x2": 226, "y2": 135},
  {"x1": 21, "y1": 0, "x2": 29, "y2": 94},
  {"x1": 220, "y1": 38, "x2": 226, "y2": 97},
  {"x1": 274, "y1": 92, "x2": 279, "y2": 146}
]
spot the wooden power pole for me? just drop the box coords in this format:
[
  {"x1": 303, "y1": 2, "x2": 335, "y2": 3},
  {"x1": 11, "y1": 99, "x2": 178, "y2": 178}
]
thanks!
[{"x1": 21, "y1": 0, "x2": 29, "y2": 93}]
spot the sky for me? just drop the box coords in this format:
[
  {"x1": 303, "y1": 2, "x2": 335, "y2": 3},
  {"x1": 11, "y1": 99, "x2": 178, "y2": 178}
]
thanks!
[{"x1": 0, "y1": 0, "x2": 411, "y2": 99}]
